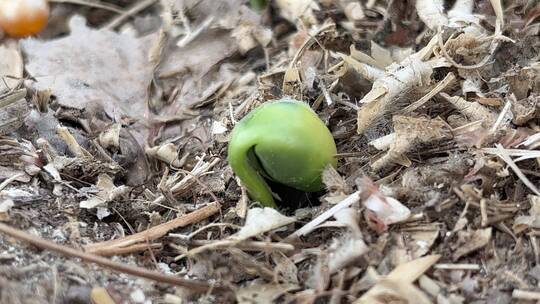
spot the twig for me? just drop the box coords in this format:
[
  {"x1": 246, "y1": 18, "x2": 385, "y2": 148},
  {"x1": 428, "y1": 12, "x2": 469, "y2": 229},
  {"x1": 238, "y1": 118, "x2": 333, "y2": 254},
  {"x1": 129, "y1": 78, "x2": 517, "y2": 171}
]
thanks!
[
  {"x1": 288, "y1": 23, "x2": 335, "y2": 69},
  {"x1": 436, "y1": 27, "x2": 495, "y2": 70},
  {"x1": 0, "y1": 222, "x2": 228, "y2": 292},
  {"x1": 506, "y1": 271, "x2": 530, "y2": 289},
  {"x1": 89, "y1": 243, "x2": 163, "y2": 256},
  {"x1": 177, "y1": 168, "x2": 222, "y2": 205},
  {"x1": 91, "y1": 288, "x2": 116, "y2": 303},
  {"x1": 530, "y1": 235, "x2": 540, "y2": 266},
  {"x1": 0, "y1": 89, "x2": 26, "y2": 109},
  {"x1": 228, "y1": 102, "x2": 237, "y2": 124},
  {"x1": 102, "y1": 0, "x2": 158, "y2": 30},
  {"x1": 174, "y1": 240, "x2": 294, "y2": 261},
  {"x1": 151, "y1": 158, "x2": 220, "y2": 206},
  {"x1": 440, "y1": 92, "x2": 496, "y2": 124},
  {"x1": 356, "y1": 38, "x2": 447, "y2": 134},
  {"x1": 482, "y1": 148, "x2": 540, "y2": 160},
  {"x1": 84, "y1": 202, "x2": 220, "y2": 255},
  {"x1": 435, "y1": 0, "x2": 510, "y2": 71},
  {"x1": 339, "y1": 54, "x2": 385, "y2": 82},
  {"x1": 192, "y1": 240, "x2": 294, "y2": 252},
  {"x1": 56, "y1": 126, "x2": 93, "y2": 158},
  {"x1": 233, "y1": 91, "x2": 257, "y2": 118},
  {"x1": 490, "y1": 98, "x2": 511, "y2": 133},
  {"x1": 287, "y1": 191, "x2": 361, "y2": 239},
  {"x1": 169, "y1": 223, "x2": 240, "y2": 240},
  {"x1": 0, "y1": 173, "x2": 25, "y2": 191},
  {"x1": 51, "y1": 265, "x2": 59, "y2": 304},
  {"x1": 480, "y1": 199, "x2": 488, "y2": 227},
  {"x1": 183, "y1": 239, "x2": 239, "y2": 257},
  {"x1": 513, "y1": 290, "x2": 540, "y2": 300},
  {"x1": 433, "y1": 263, "x2": 480, "y2": 270},
  {"x1": 49, "y1": 0, "x2": 124, "y2": 13},
  {"x1": 451, "y1": 193, "x2": 469, "y2": 233},
  {"x1": 497, "y1": 222, "x2": 518, "y2": 243},
  {"x1": 402, "y1": 72, "x2": 455, "y2": 113},
  {"x1": 494, "y1": 144, "x2": 540, "y2": 196},
  {"x1": 319, "y1": 78, "x2": 334, "y2": 106},
  {"x1": 482, "y1": 213, "x2": 515, "y2": 227},
  {"x1": 176, "y1": 16, "x2": 214, "y2": 48}
]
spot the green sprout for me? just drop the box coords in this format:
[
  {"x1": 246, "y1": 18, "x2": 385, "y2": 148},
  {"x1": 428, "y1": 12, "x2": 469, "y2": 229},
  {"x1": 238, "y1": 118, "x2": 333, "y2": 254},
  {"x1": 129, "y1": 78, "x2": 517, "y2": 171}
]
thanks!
[
  {"x1": 249, "y1": 0, "x2": 267, "y2": 12},
  {"x1": 227, "y1": 99, "x2": 337, "y2": 208}
]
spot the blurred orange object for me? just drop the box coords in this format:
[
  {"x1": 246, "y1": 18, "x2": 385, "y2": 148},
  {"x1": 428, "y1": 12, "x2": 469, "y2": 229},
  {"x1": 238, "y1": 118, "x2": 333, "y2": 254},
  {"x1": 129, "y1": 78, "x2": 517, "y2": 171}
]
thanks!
[{"x1": 0, "y1": 0, "x2": 49, "y2": 37}]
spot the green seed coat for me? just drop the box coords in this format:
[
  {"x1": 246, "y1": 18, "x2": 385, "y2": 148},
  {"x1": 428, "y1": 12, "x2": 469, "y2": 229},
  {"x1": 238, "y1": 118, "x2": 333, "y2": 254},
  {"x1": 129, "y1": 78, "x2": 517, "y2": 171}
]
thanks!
[{"x1": 227, "y1": 99, "x2": 337, "y2": 208}]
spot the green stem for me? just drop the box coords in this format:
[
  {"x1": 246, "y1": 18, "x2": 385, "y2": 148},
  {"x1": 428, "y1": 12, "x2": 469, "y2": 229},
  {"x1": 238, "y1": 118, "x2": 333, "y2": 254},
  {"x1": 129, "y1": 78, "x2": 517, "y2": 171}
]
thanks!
[{"x1": 228, "y1": 135, "x2": 276, "y2": 208}]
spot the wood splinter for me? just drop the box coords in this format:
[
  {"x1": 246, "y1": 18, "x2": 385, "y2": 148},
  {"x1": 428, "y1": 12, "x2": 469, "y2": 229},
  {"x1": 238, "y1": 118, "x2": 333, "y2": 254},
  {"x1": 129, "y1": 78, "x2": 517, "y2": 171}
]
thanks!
[{"x1": 84, "y1": 202, "x2": 221, "y2": 256}]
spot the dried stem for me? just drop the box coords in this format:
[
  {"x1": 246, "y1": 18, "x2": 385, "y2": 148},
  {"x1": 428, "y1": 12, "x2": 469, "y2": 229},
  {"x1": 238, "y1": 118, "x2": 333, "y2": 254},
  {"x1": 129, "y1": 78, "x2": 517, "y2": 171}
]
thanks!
[
  {"x1": 0, "y1": 222, "x2": 229, "y2": 293},
  {"x1": 49, "y1": 0, "x2": 124, "y2": 13},
  {"x1": 151, "y1": 158, "x2": 220, "y2": 206},
  {"x1": 102, "y1": 0, "x2": 158, "y2": 30},
  {"x1": 84, "y1": 202, "x2": 221, "y2": 255}
]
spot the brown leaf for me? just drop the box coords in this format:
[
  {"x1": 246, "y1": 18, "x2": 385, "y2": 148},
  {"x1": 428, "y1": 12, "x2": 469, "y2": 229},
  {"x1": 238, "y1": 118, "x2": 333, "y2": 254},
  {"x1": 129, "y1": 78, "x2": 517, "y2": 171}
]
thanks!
[
  {"x1": 21, "y1": 16, "x2": 154, "y2": 121},
  {"x1": 0, "y1": 40, "x2": 23, "y2": 92},
  {"x1": 0, "y1": 41, "x2": 24, "y2": 93},
  {"x1": 452, "y1": 228, "x2": 492, "y2": 261}
]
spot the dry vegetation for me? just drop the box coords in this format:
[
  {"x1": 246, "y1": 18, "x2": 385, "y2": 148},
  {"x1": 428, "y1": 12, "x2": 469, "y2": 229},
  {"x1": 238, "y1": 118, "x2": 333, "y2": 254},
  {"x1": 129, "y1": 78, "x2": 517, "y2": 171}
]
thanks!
[{"x1": 1, "y1": 0, "x2": 540, "y2": 303}]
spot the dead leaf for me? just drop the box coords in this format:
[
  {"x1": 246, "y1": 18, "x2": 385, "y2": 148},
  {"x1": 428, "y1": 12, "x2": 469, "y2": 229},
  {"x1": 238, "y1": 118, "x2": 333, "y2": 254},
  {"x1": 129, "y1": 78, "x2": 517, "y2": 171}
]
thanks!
[
  {"x1": 233, "y1": 207, "x2": 296, "y2": 240},
  {"x1": 334, "y1": 207, "x2": 361, "y2": 236},
  {"x1": 364, "y1": 193, "x2": 411, "y2": 232},
  {"x1": 22, "y1": 16, "x2": 154, "y2": 121},
  {"x1": 0, "y1": 40, "x2": 23, "y2": 92},
  {"x1": 145, "y1": 143, "x2": 182, "y2": 167},
  {"x1": 356, "y1": 45, "x2": 450, "y2": 134},
  {"x1": 416, "y1": 0, "x2": 448, "y2": 30},
  {"x1": 322, "y1": 165, "x2": 348, "y2": 196},
  {"x1": 283, "y1": 67, "x2": 301, "y2": 96},
  {"x1": 327, "y1": 234, "x2": 368, "y2": 274},
  {"x1": 90, "y1": 287, "x2": 116, "y2": 304},
  {"x1": 159, "y1": 29, "x2": 237, "y2": 78},
  {"x1": 80, "y1": 174, "x2": 130, "y2": 211},
  {"x1": 354, "y1": 255, "x2": 441, "y2": 304},
  {"x1": 452, "y1": 228, "x2": 492, "y2": 261},
  {"x1": 407, "y1": 228, "x2": 440, "y2": 258},
  {"x1": 370, "y1": 42, "x2": 394, "y2": 68},
  {"x1": 98, "y1": 123, "x2": 121, "y2": 150},
  {"x1": 372, "y1": 115, "x2": 453, "y2": 170},
  {"x1": 237, "y1": 281, "x2": 298, "y2": 304},
  {"x1": 211, "y1": 120, "x2": 228, "y2": 135},
  {"x1": 272, "y1": 253, "x2": 299, "y2": 284},
  {"x1": 513, "y1": 195, "x2": 540, "y2": 234},
  {"x1": 231, "y1": 22, "x2": 271, "y2": 54},
  {"x1": 0, "y1": 137, "x2": 41, "y2": 182},
  {"x1": 342, "y1": 2, "x2": 365, "y2": 22},
  {"x1": 512, "y1": 95, "x2": 537, "y2": 125}
]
